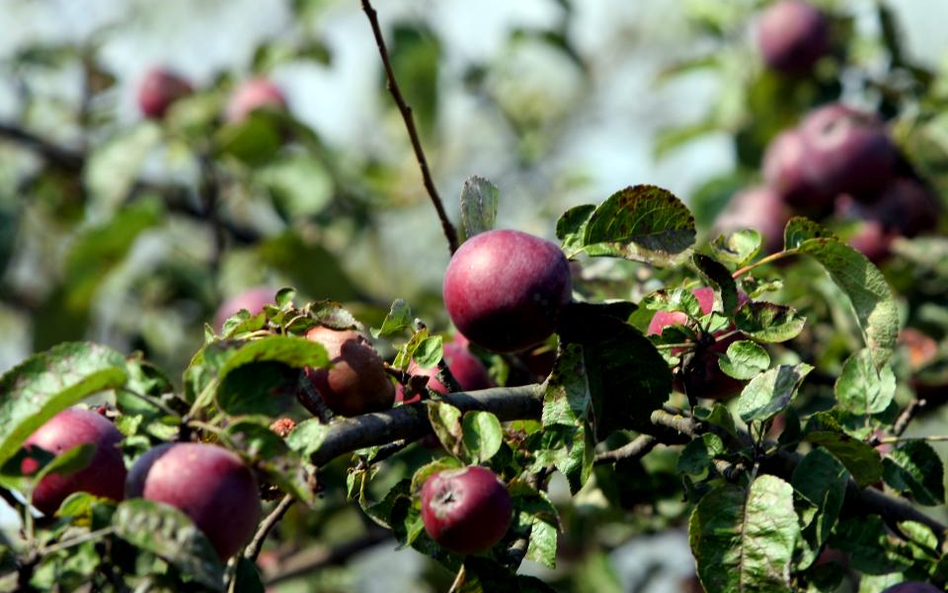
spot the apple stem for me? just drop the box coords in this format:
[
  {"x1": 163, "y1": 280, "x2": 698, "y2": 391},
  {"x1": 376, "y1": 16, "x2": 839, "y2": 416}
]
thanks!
[{"x1": 359, "y1": 0, "x2": 459, "y2": 254}]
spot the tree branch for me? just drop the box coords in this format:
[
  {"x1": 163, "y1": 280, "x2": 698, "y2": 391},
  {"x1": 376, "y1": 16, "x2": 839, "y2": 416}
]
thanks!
[
  {"x1": 594, "y1": 434, "x2": 657, "y2": 465},
  {"x1": 243, "y1": 494, "x2": 295, "y2": 562},
  {"x1": 263, "y1": 529, "x2": 391, "y2": 586},
  {"x1": 309, "y1": 384, "x2": 542, "y2": 467},
  {"x1": 359, "y1": 0, "x2": 459, "y2": 254},
  {"x1": 0, "y1": 122, "x2": 85, "y2": 171}
]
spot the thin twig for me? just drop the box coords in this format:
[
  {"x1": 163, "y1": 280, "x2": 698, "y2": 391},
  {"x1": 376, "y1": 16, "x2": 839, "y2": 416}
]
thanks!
[
  {"x1": 731, "y1": 250, "x2": 794, "y2": 278},
  {"x1": 263, "y1": 529, "x2": 391, "y2": 586},
  {"x1": 594, "y1": 434, "x2": 658, "y2": 465},
  {"x1": 359, "y1": 0, "x2": 459, "y2": 254},
  {"x1": 0, "y1": 122, "x2": 85, "y2": 171},
  {"x1": 244, "y1": 494, "x2": 296, "y2": 562},
  {"x1": 448, "y1": 564, "x2": 467, "y2": 593},
  {"x1": 893, "y1": 398, "x2": 926, "y2": 437}
]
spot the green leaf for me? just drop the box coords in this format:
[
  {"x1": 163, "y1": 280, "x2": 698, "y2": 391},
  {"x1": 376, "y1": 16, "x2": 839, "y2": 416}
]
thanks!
[
  {"x1": 580, "y1": 185, "x2": 696, "y2": 266},
  {"x1": 32, "y1": 443, "x2": 95, "y2": 485},
  {"x1": 835, "y1": 349, "x2": 896, "y2": 416},
  {"x1": 792, "y1": 448, "x2": 848, "y2": 552},
  {"x1": 733, "y1": 302, "x2": 807, "y2": 343},
  {"x1": 258, "y1": 235, "x2": 361, "y2": 303},
  {"x1": 113, "y1": 499, "x2": 224, "y2": 591},
  {"x1": 693, "y1": 403, "x2": 737, "y2": 439},
  {"x1": 804, "y1": 431, "x2": 883, "y2": 488},
  {"x1": 736, "y1": 363, "x2": 812, "y2": 423},
  {"x1": 677, "y1": 433, "x2": 725, "y2": 475},
  {"x1": 256, "y1": 154, "x2": 333, "y2": 219},
  {"x1": 711, "y1": 230, "x2": 762, "y2": 267},
  {"x1": 642, "y1": 287, "x2": 703, "y2": 319},
  {"x1": 233, "y1": 556, "x2": 265, "y2": 593},
  {"x1": 541, "y1": 344, "x2": 591, "y2": 428},
  {"x1": 882, "y1": 441, "x2": 945, "y2": 506},
  {"x1": 526, "y1": 518, "x2": 557, "y2": 569},
  {"x1": 830, "y1": 516, "x2": 913, "y2": 575},
  {"x1": 285, "y1": 418, "x2": 330, "y2": 460},
  {"x1": 216, "y1": 112, "x2": 283, "y2": 165},
  {"x1": 718, "y1": 340, "x2": 770, "y2": 380},
  {"x1": 371, "y1": 299, "x2": 413, "y2": 339},
  {"x1": 214, "y1": 336, "x2": 329, "y2": 415},
  {"x1": 797, "y1": 238, "x2": 898, "y2": 369},
  {"x1": 427, "y1": 401, "x2": 464, "y2": 459},
  {"x1": 462, "y1": 411, "x2": 503, "y2": 464},
  {"x1": 689, "y1": 475, "x2": 799, "y2": 593},
  {"x1": 556, "y1": 204, "x2": 596, "y2": 256},
  {"x1": 0, "y1": 342, "x2": 128, "y2": 467},
  {"x1": 412, "y1": 336, "x2": 443, "y2": 369},
  {"x1": 783, "y1": 217, "x2": 837, "y2": 251},
  {"x1": 459, "y1": 176, "x2": 498, "y2": 239},
  {"x1": 693, "y1": 254, "x2": 738, "y2": 314}
]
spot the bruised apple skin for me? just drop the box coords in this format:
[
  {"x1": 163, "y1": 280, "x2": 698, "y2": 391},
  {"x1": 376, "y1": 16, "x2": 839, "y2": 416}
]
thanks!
[
  {"x1": 443, "y1": 230, "x2": 572, "y2": 353},
  {"x1": 647, "y1": 286, "x2": 747, "y2": 400},
  {"x1": 395, "y1": 341, "x2": 492, "y2": 404},
  {"x1": 23, "y1": 407, "x2": 127, "y2": 515},
  {"x1": 138, "y1": 68, "x2": 192, "y2": 119},
  {"x1": 421, "y1": 466, "x2": 512, "y2": 554},
  {"x1": 125, "y1": 443, "x2": 261, "y2": 560},
  {"x1": 880, "y1": 583, "x2": 942, "y2": 593},
  {"x1": 214, "y1": 286, "x2": 275, "y2": 330},
  {"x1": 225, "y1": 78, "x2": 288, "y2": 123},
  {"x1": 303, "y1": 326, "x2": 395, "y2": 416},
  {"x1": 756, "y1": 0, "x2": 830, "y2": 75}
]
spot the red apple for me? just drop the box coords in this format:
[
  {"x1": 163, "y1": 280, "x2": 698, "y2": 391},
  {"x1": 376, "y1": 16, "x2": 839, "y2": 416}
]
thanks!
[
  {"x1": 138, "y1": 68, "x2": 192, "y2": 119},
  {"x1": 125, "y1": 443, "x2": 261, "y2": 559},
  {"x1": 856, "y1": 178, "x2": 940, "y2": 238},
  {"x1": 420, "y1": 466, "x2": 512, "y2": 554},
  {"x1": 756, "y1": 0, "x2": 830, "y2": 75},
  {"x1": 214, "y1": 286, "x2": 275, "y2": 330},
  {"x1": 647, "y1": 286, "x2": 747, "y2": 400},
  {"x1": 847, "y1": 220, "x2": 896, "y2": 264},
  {"x1": 880, "y1": 583, "x2": 942, "y2": 593},
  {"x1": 303, "y1": 326, "x2": 395, "y2": 416},
  {"x1": 713, "y1": 186, "x2": 791, "y2": 254},
  {"x1": 396, "y1": 341, "x2": 492, "y2": 404},
  {"x1": 798, "y1": 103, "x2": 896, "y2": 200},
  {"x1": 23, "y1": 407, "x2": 127, "y2": 515},
  {"x1": 225, "y1": 78, "x2": 288, "y2": 123},
  {"x1": 763, "y1": 129, "x2": 833, "y2": 213},
  {"x1": 443, "y1": 230, "x2": 572, "y2": 353}
]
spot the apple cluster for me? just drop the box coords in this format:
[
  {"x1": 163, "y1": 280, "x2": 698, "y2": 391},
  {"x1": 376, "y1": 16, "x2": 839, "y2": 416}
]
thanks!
[
  {"x1": 22, "y1": 407, "x2": 262, "y2": 560},
  {"x1": 136, "y1": 67, "x2": 287, "y2": 123},
  {"x1": 716, "y1": 100, "x2": 940, "y2": 262}
]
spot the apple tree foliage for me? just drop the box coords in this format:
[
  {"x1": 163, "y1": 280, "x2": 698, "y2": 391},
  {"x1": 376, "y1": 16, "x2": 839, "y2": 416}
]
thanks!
[{"x1": 0, "y1": 1, "x2": 947, "y2": 592}]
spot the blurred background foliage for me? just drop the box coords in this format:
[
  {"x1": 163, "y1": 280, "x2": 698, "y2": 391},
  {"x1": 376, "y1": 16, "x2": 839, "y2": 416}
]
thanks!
[{"x1": 1, "y1": 0, "x2": 948, "y2": 590}]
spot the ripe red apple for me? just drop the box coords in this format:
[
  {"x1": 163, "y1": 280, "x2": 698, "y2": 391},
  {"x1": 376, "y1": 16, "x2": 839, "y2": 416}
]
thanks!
[
  {"x1": 847, "y1": 220, "x2": 896, "y2": 264},
  {"x1": 763, "y1": 129, "x2": 833, "y2": 213},
  {"x1": 125, "y1": 443, "x2": 261, "y2": 559},
  {"x1": 396, "y1": 341, "x2": 493, "y2": 404},
  {"x1": 225, "y1": 78, "x2": 288, "y2": 123},
  {"x1": 756, "y1": 0, "x2": 830, "y2": 75},
  {"x1": 855, "y1": 178, "x2": 940, "y2": 238},
  {"x1": 137, "y1": 68, "x2": 193, "y2": 119},
  {"x1": 713, "y1": 186, "x2": 791, "y2": 253},
  {"x1": 880, "y1": 583, "x2": 942, "y2": 593},
  {"x1": 303, "y1": 326, "x2": 395, "y2": 416},
  {"x1": 647, "y1": 286, "x2": 747, "y2": 400},
  {"x1": 420, "y1": 466, "x2": 512, "y2": 554},
  {"x1": 797, "y1": 103, "x2": 896, "y2": 200},
  {"x1": 22, "y1": 407, "x2": 127, "y2": 515},
  {"x1": 214, "y1": 286, "x2": 275, "y2": 330},
  {"x1": 443, "y1": 230, "x2": 572, "y2": 353}
]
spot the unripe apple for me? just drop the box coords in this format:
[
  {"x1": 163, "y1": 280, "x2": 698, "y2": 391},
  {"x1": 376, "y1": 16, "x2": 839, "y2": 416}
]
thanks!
[
  {"x1": 303, "y1": 326, "x2": 395, "y2": 416},
  {"x1": 798, "y1": 103, "x2": 896, "y2": 200},
  {"x1": 225, "y1": 78, "x2": 288, "y2": 123},
  {"x1": 443, "y1": 230, "x2": 572, "y2": 353},
  {"x1": 22, "y1": 407, "x2": 127, "y2": 515},
  {"x1": 125, "y1": 443, "x2": 261, "y2": 560},
  {"x1": 396, "y1": 341, "x2": 493, "y2": 404},
  {"x1": 713, "y1": 186, "x2": 790, "y2": 254},
  {"x1": 756, "y1": 0, "x2": 830, "y2": 75},
  {"x1": 138, "y1": 68, "x2": 192, "y2": 119},
  {"x1": 214, "y1": 286, "x2": 275, "y2": 330},
  {"x1": 763, "y1": 129, "x2": 833, "y2": 213},
  {"x1": 647, "y1": 286, "x2": 747, "y2": 400},
  {"x1": 420, "y1": 466, "x2": 512, "y2": 554},
  {"x1": 880, "y1": 583, "x2": 942, "y2": 593}
]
